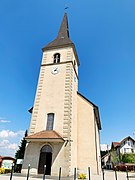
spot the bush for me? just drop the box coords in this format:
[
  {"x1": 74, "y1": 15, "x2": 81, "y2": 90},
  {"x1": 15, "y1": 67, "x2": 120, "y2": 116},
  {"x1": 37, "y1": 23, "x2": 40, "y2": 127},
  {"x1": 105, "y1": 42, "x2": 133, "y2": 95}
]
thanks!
[
  {"x1": 0, "y1": 168, "x2": 12, "y2": 174},
  {"x1": 122, "y1": 153, "x2": 135, "y2": 163},
  {"x1": 5, "y1": 169, "x2": 11, "y2": 174},
  {"x1": 78, "y1": 173, "x2": 86, "y2": 179},
  {"x1": 0, "y1": 168, "x2": 5, "y2": 174}
]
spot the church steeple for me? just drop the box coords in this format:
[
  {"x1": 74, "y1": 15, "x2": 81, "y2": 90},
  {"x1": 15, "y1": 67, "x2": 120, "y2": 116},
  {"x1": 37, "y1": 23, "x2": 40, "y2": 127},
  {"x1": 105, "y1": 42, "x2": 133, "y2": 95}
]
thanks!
[
  {"x1": 42, "y1": 13, "x2": 80, "y2": 65},
  {"x1": 42, "y1": 13, "x2": 73, "y2": 51},
  {"x1": 57, "y1": 13, "x2": 70, "y2": 39}
]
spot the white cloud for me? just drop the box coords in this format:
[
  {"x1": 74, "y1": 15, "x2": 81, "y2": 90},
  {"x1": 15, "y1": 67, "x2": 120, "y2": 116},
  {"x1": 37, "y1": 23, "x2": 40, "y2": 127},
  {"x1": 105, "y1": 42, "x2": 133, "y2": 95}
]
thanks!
[
  {"x1": 0, "y1": 117, "x2": 11, "y2": 123},
  {"x1": 0, "y1": 130, "x2": 25, "y2": 157},
  {"x1": 0, "y1": 140, "x2": 18, "y2": 156},
  {"x1": 0, "y1": 140, "x2": 17, "y2": 150},
  {"x1": 0, "y1": 139, "x2": 9, "y2": 147},
  {"x1": 0, "y1": 120, "x2": 11, "y2": 123},
  {"x1": 100, "y1": 144, "x2": 111, "y2": 151},
  {"x1": 8, "y1": 143, "x2": 18, "y2": 150},
  {"x1": 0, "y1": 130, "x2": 24, "y2": 138}
]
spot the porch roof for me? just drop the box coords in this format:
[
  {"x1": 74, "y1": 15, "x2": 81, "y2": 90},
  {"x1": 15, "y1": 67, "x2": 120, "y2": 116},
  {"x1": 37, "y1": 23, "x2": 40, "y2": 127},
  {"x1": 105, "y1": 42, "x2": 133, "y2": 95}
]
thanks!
[{"x1": 25, "y1": 130, "x2": 64, "y2": 142}]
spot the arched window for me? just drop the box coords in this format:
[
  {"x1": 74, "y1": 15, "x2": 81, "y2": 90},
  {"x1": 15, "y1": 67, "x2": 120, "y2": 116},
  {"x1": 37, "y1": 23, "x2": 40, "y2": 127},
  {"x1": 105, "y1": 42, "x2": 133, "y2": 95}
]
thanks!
[
  {"x1": 46, "y1": 113, "x2": 54, "y2": 130},
  {"x1": 54, "y1": 53, "x2": 60, "y2": 63},
  {"x1": 41, "y1": 145, "x2": 52, "y2": 153}
]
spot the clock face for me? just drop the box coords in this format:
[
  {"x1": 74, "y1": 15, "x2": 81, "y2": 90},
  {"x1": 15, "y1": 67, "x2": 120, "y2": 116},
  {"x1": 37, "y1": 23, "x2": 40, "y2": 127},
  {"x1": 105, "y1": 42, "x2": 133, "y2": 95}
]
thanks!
[{"x1": 51, "y1": 67, "x2": 59, "y2": 75}]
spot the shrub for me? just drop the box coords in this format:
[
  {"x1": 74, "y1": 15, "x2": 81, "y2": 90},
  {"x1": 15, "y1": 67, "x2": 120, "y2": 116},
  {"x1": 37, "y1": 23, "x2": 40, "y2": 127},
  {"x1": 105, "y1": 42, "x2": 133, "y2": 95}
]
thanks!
[
  {"x1": 0, "y1": 168, "x2": 5, "y2": 174},
  {"x1": 78, "y1": 173, "x2": 86, "y2": 179},
  {"x1": 122, "y1": 153, "x2": 135, "y2": 163},
  {"x1": 5, "y1": 169, "x2": 11, "y2": 174},
  {"x1": 0, "y1": 168, "x2": 12, "y2": 174}
]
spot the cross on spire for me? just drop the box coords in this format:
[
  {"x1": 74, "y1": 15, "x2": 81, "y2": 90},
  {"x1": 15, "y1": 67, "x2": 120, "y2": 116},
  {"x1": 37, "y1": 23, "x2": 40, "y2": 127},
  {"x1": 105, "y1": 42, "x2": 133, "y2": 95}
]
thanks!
[{"x1": 64, "y1": 5, "x2": 69, "y2": 12}]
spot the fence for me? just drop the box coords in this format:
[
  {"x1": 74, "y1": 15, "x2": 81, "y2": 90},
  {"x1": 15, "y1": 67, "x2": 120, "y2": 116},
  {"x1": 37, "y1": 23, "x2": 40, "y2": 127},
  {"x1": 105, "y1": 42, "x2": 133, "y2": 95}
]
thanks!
[{"x1": 9, "y1": 164, "x2": 135, "y2": 180}]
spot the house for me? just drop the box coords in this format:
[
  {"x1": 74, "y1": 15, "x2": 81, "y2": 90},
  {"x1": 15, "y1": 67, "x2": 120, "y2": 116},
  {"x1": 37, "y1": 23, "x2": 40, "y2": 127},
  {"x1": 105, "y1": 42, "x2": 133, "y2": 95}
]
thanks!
[
  {"x1": 0, "y1": 156, "x2": 15, "y2": 169},
  {"x1": 111, "y1": 136, "x2": 135, "y2": 154},
  {"x1": 22, "y1": 13, "x2": 102, "y2": 177},
  {"x1": 102, "y1": 136, "x2": 135, "y2": 169},
  {"x1": 101, "y1": 153, "x2": 113, "y2": 169}
]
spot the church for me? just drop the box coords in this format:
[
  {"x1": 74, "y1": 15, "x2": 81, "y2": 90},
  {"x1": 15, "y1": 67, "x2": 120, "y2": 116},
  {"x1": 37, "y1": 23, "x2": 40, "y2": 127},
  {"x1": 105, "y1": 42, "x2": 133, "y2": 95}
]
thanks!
[{"x1": 22, "y1": 13, "x2": 102, "y2": 177}]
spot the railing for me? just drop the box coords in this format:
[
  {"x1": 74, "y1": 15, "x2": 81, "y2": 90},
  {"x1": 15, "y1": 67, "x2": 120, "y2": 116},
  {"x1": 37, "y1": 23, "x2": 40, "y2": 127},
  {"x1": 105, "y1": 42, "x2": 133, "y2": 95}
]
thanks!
[
  {"x1": 126, "y1": 166, "x2": 135, "y2": 180},
  {"x1": 102, "y1": 165, "x2": 135, "y2": 180},
  {"x1": 9, "y1": 164, "x2": 135, "y2": 180}
]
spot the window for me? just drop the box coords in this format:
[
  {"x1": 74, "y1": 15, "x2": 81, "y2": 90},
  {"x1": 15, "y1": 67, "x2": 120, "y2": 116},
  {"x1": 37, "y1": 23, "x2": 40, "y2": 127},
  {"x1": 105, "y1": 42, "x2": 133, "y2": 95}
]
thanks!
[
  {"x1": 127, "y1": 141, "x2": 131, "y2": 146},
  {"x1": 54, "y1": 53, "x2": 60, "y2": 63},
  {"x1": 46, "y1": 113, "x2": 54, "y2": 130},
  {"x1": 124, "y1": 148, "x2": 126, "y2": 153},
  {"x1": 41, "y1": 145, "x2": 52, "y2": 153}
]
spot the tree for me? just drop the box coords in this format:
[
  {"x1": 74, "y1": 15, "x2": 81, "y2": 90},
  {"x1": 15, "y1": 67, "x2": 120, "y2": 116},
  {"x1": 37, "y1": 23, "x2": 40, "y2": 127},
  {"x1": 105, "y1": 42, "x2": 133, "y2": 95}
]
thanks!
[
  {"x1": 110, "y1": 150, "x2": 119, "y2": 165},
  {"x1": 15, "y1": 130, "x2": 28, "y2": 159},
  {"x1": 122, "y1": 153, "x2": 135, "y2": 163}
]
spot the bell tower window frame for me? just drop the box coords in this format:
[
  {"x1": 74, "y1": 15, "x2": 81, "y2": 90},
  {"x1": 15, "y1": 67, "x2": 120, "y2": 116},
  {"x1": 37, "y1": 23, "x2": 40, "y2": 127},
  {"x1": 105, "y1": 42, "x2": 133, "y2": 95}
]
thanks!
[{"x1": 53, "y1": 53, "x2": 60, "y2": 63}]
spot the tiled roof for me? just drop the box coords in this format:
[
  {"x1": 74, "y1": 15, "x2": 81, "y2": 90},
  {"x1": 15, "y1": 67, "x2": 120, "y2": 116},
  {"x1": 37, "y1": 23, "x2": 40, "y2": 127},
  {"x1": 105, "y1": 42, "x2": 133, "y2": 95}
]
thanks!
[
  {"x1": 26, "y1": 130, "x2": 64, "y2": 142},
  {"x1": 0, "y1": 156, "x2": 15, "y2": 161},
  {"x1": 112, "y1": 136, "x2": 135, "y2": 149},
  {"x1": 112, "y1": 142, "x2": 120, "y2": 148},
  {"x1": 120, "y1": 136, "x2": 135, "y2": 144}
]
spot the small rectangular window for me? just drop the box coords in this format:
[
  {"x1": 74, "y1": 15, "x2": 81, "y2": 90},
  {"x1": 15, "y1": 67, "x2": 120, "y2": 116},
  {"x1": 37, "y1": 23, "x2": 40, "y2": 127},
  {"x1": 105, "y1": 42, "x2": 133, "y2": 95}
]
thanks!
[
  {"x1": 127, "y1": 141, "x2": 131, "y2": 146},
  {"x1": 46, "y1": 113, "x2": 54, "y2": 130}
]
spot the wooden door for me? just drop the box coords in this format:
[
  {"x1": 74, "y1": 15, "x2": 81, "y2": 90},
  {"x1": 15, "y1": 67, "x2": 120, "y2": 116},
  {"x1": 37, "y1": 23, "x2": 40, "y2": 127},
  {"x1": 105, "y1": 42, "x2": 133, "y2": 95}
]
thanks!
[{"x1": 38, "y1": 145, "x2": 52, "y2": 175}]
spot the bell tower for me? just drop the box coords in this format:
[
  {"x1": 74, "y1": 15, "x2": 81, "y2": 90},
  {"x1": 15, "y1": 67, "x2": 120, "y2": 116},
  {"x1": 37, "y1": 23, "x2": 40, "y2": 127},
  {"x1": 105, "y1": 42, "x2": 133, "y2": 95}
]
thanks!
[{"x1": 29, "y1": 13, "x2": 79, "y2": 137}]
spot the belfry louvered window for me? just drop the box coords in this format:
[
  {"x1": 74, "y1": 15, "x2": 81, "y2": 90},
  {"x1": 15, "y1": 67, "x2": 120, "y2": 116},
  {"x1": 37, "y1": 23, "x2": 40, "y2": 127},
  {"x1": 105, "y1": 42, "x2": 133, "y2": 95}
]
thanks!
[
  {"x1": 54, "y1": 53, "x2": 60, "y2": 63},
  {"x1": 46, "y1": 113, "x2": 54, "y2": 130}
]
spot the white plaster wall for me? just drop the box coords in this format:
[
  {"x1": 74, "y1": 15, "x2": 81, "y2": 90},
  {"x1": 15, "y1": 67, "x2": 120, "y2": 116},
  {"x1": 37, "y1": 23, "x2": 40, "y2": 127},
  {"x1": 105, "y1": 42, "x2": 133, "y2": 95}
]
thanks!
[
  {"x1": 77, "y1": 94, "x2": 99, "y2": 175},
  {"x1": 120, "y1": 139, "x2": 135, "y2": 154},
  {"x1": 29, "y1": 46, "x2": 78, "y2": 135},
  {"x1": 22, "y1": 142, "x2": 71, "y2": 176},
  {"x1": 22, "y1": 142, "x2": 42, "y2": 174},
  {"x1": 94, "y1": 119, "x2": 102, "y2": 174}
]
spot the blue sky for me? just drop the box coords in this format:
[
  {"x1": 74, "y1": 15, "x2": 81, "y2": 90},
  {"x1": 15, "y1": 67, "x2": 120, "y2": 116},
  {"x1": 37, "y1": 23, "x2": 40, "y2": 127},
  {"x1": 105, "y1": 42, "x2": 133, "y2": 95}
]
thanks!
[{"x1": 0, "y1": 0, "x2": 135, "y2": 156}]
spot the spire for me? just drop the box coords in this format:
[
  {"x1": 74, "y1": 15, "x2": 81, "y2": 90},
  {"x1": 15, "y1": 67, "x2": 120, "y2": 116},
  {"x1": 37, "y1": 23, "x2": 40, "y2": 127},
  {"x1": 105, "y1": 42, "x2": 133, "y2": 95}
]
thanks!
[
  {"x1": 42, "y1": 13, "x2": 73, "y2": 51},
  {"x1": 57, "y1": 13, "x2": 70, "y2": 39},
  {"x1": 42, "y1": 13, "x2": 80, "y2": 66}
]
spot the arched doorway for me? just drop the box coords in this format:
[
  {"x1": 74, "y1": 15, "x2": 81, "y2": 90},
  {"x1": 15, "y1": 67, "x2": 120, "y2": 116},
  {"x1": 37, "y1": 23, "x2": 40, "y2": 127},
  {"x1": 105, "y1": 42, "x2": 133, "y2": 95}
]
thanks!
[{"x1": 38, "y1": 145, "x2": 52, "y2": 174}]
